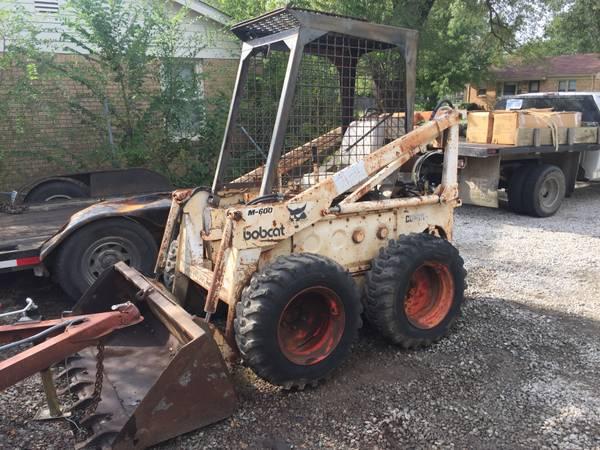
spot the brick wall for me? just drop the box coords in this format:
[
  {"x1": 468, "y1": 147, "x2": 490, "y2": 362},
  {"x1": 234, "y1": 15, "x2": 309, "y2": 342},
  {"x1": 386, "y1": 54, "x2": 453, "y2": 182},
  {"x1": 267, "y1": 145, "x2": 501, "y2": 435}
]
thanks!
[
  {"x1": 464, "y1": 82, "x2": 498, "y2": 109},
  {"x1": 202, "y1": 59, "x2": 238, "y2": 98},
  {"x1": 0, "y1": 54, "x2": 104, "y2": 190},
  {"x1": 0, "y1": 54, "x2": 237, "y2": 191}
]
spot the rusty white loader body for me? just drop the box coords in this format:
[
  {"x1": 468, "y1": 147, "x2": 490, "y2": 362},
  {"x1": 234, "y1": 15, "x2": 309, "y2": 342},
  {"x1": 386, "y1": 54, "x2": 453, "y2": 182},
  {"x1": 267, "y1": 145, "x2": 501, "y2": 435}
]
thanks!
[{"x1": 163, "y1": 111, "x2": 461, "y2": 340}]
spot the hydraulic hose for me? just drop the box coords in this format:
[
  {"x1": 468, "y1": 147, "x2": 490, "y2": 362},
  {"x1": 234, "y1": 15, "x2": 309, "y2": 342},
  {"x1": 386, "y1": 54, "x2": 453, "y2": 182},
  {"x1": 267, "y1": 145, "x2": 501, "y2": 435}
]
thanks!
[
  {"x1": 431, "y1": 99, "x2": 455, "y2": 120},
  {"x1": 0, "y1": 318, "x2": 86, "y2": 353}
]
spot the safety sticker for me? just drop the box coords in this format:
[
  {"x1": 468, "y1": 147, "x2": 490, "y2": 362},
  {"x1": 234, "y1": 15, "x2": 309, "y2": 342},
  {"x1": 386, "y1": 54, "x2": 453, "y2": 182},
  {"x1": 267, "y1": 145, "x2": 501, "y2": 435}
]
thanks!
[{"x1": 332, "y1": 160, "x2": 368, "y2": 194}]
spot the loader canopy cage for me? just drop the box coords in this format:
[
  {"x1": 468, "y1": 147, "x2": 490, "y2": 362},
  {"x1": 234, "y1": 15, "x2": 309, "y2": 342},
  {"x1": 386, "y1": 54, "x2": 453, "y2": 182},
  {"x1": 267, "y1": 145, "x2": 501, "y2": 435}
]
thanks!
[{"x1": 212, "y1": 8, "x2": 418, "y2": 196}]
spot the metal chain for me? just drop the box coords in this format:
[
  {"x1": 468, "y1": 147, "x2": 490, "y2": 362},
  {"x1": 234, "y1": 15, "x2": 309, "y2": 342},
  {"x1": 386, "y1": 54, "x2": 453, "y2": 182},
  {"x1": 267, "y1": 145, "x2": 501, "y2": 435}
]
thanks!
[{"x1": 85, "y1": 340, "x2": 105, "y2": 416}]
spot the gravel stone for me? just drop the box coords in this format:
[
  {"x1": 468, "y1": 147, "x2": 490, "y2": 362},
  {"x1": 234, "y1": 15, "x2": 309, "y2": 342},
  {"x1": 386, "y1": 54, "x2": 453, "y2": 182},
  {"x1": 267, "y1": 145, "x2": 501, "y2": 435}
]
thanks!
[{"x1": 1, "y1": 182, "x2": 599, "y2": 449}]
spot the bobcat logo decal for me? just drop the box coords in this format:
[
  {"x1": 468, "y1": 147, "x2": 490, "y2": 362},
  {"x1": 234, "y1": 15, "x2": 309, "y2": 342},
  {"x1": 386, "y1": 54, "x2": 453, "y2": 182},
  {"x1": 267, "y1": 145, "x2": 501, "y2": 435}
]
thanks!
[{"x1": 287, "y1": 203, "x2": 307, "y2": 227}]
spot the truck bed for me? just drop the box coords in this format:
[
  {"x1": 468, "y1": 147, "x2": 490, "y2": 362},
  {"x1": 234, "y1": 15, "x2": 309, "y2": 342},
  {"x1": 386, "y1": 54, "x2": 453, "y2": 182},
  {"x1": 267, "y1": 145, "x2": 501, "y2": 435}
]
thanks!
[
  {"x1": 459, "y1": 140, "x2": 600, "y2": 158},
  {"x1": 0, "y1": 200, "x2": 96, "y2": 262}
]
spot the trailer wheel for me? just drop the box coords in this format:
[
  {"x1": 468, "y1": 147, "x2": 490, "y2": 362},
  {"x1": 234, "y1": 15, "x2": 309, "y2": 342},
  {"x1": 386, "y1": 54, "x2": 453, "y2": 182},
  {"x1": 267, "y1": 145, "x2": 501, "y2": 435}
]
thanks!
[
  {"x1": 235, "y1": 253, "x2": 362, "y2": 389},
  {"x1": 522, "y1": 164, "x2": 566, "y2": 217},
  {"x1": 365, "y1": 233, "x2": 465, "y2": 348},
  {"x1": 25, "y1": 179, "x2": 90, "y2": 203},
  {"x1": 54, "y1": 218, "x2": 157, "y2": 300},
  {"x1": 507, "y1": 165, "x2": 531, "y2": 214}
]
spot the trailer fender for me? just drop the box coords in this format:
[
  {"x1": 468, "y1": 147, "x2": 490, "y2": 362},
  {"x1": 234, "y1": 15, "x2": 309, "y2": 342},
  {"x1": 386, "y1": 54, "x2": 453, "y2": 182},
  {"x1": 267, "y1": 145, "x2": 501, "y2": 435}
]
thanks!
[
  {"x1": 19, "y1": 168, "x2": 172, "y2": 203},
  {"x1": 22, "y1": 177, "x2": 90, "y2": 203},
  {"x1": 39, "y1": 192, "x2": 172, "y2": 261}
]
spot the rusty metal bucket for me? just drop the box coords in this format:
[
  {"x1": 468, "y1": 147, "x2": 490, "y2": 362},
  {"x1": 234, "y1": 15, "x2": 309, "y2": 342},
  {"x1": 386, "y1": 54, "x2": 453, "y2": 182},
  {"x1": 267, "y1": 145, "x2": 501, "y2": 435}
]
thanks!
[{"x1": 64, "y1": 262, "x2": 236, "y2": 449}]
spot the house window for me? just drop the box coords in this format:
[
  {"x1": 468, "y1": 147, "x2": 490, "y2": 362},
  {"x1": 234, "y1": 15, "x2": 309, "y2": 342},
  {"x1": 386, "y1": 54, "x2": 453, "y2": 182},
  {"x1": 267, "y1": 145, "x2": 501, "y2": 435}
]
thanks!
[
  {"x1": 558, "y1": 79, "x2": 577, "y2": 92},
  {"x1": 503, "y1": 83, "x2": 517, "y2": 96},
  {"x1": 162, "y1": 61, "x2": 205, "y2": 141},
  {"x1": 34, "y1": 0, "x2": 59, "y2": 13},
  {"x1": 477, "y1": 87, "x2": 487, "y2": 96},
  {"x1": 528, "y1": 80, "x2": 540, "y2": 93}
]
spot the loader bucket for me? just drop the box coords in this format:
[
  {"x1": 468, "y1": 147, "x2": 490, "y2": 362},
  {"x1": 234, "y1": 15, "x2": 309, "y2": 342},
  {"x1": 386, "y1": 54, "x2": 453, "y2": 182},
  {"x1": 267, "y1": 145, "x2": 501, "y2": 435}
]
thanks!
[{"x1": 64, "y1": 262, "x2": 236, "y2": 449}]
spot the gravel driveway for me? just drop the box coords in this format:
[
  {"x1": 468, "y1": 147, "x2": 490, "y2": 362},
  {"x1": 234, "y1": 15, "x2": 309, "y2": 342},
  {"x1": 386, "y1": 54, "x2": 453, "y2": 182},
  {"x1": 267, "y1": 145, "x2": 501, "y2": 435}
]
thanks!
[{"x1": 1, "y1": 183, "x2": 599, "y2": 449}]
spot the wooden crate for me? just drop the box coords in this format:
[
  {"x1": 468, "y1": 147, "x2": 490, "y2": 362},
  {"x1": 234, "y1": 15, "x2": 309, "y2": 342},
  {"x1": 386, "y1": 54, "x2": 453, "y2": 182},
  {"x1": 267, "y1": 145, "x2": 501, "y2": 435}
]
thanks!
[
  {"x1": 466, "y1": 112, "x2": 494, "y2": 143},
  {"x1": 508, "y1": 126, "x2": 598, "y2": 147},
  {"x1": 492, "y1": 111, "x2": 581, "y2": 145}
]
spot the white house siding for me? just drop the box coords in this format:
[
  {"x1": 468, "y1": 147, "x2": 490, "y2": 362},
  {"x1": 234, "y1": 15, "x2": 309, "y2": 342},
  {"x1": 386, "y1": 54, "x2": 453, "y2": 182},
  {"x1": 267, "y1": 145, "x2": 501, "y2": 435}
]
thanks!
[{"x1": 1, "y1": 0, "x2": 240, "y2": 60}]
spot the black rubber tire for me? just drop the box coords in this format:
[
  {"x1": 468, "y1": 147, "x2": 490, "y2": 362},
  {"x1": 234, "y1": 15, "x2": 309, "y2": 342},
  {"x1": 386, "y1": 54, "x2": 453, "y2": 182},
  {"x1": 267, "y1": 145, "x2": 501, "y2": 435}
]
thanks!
[
  {"x1": 160, "y1": 239, "x2": 228, "y2": 318},
  {"x1": 522, "y1": 164, "x2": 566, "y2": 217},
  {"x1": 234, "y1": 253, "x2": 362, "y2": 389},
  {"x1": 25, "y1": 180, "x2": 89, "y2": 203},
  {"x1": 365, "y1": 233, "x2": 465, "y2": 348},
  {"x1": 54, "y1": 218, "x2": 157, "y2": 301},
  {"x1": 507, "y1": 165, "x2": 531, "y2": 214},
  {"x1": 162, "y1": 239, "x2": 178, "y2": 291}
]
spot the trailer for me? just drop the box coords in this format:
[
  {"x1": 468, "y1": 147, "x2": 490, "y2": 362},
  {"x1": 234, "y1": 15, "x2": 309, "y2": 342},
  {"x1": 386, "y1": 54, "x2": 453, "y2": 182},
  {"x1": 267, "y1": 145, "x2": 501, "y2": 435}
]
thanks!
[
  {"x1": 0, "y1": 193, "x2": 171, "y2": 299},
  {"x1": 457, "y1": 92, "x2": 600, "y2": 217},
  {"x1": 2, "y1": 167, "x2": 171, "y2": 204}
]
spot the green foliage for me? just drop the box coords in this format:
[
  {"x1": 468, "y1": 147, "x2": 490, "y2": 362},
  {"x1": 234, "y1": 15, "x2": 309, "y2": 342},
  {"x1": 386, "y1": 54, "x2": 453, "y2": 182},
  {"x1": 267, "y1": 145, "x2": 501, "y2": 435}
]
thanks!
[
  {"x1": 0, "y1": 0, "x2": 231, "y2": 186},
  {"x1": 0, "y1": 2, "x2": 55, "y2": 178},
  {"x1": 1, "y1": 0, "x2": 590, "y2": 187},
  {"x1": 209, "y1": 0, "x2": 285, "y2": 23},
  {"x1": 518, "y1": 0, "x2": 600, "y2": 56},
  {"x1": 50, "y1": 0, "x2": 222, "y2": 184},
  {"x1": 209, "y1": 0, "x2": 552, "y2": 107},
  {"x1": 0, "y1": 2, "x2": 46, "y2": 128},
  {"x1": 418, "y1": 0, "x2": 500, "y2": 106}
]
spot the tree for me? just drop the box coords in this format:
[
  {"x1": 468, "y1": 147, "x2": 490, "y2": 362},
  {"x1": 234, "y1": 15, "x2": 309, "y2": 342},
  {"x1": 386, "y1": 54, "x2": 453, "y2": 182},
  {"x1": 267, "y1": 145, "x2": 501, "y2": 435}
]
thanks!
[
  {"x1": 209, "y1": 0, "x2": 553, "y2": 106},
  {"x1": 0, "y1": 2, "x2": 52, "y2": 176},
  {"x1": 521, "y1": 0, "x2": 600, "y2": 56},
  {"x1": 52, "y1": 0, "x2": 216, "y2": 177},
  {"x1": 0, "y1": 3, "x2": 44, "y2": 114},
  {"x1": 0, "y1": 0, "x2": 232, "y2": 185}
]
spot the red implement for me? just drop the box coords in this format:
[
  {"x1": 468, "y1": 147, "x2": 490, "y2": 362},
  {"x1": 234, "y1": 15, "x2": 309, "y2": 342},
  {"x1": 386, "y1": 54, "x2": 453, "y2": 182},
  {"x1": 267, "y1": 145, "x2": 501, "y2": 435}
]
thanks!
[{"x1": 0, "y1": 303, "x2": 142, "y2": 390}]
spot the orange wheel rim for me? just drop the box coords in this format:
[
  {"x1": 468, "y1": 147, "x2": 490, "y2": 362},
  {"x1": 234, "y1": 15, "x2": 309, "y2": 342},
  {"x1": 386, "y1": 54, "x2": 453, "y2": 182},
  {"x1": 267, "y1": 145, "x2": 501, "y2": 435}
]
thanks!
[
  {"x1": 404, "y1": 262, "x2": 454, "y2": 329},
  {"x1": 277, "y1": 286, "x2": 345, "y2": 366}
]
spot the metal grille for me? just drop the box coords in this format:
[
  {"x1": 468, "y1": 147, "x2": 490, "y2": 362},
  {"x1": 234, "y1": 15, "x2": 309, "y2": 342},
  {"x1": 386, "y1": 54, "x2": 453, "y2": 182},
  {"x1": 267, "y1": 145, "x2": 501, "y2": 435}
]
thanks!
[
  {"x1": 225, "y1": 50, "x2": 287, "y2": 183},
  {"x1": 223, "y1": 32, "x2": 407, "y2": 192},
  {"x1": 231, "y1": 9, "x2": 301, "y2": 41}
]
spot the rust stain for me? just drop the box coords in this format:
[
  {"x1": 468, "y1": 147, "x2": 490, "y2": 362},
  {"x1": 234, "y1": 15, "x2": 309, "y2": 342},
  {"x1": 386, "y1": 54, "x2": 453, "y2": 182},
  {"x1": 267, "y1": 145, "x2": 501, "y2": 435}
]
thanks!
[
  {"x1": 172, "y1": 188, "x2": 194, "y2": 203},
  {"x1": 204, "y1": 218, "x2": 234, "y2": 315}
]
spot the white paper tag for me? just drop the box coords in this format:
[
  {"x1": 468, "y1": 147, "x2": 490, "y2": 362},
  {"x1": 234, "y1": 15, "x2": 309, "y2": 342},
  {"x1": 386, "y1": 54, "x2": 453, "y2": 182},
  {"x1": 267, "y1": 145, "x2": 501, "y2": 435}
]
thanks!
[
  {"x1": 333, "y1": 160, "x2": 368, "y2": 194},
  {"x1": 506, "y1": 99, "x2": 523, "y2": 110}
]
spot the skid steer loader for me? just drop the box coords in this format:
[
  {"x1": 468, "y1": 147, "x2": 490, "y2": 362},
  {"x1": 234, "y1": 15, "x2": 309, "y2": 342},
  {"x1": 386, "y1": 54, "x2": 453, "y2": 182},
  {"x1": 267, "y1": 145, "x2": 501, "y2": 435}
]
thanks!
[{"x1": 0, "y1": 7, "x2": 465, "y2": 448}]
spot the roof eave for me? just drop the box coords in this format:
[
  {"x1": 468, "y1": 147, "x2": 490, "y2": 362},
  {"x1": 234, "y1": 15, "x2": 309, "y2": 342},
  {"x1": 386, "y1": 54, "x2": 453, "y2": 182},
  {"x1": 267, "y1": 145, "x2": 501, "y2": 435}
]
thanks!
[{"x1": 172, "y1": 0, "x2": 232, "y2": 26}]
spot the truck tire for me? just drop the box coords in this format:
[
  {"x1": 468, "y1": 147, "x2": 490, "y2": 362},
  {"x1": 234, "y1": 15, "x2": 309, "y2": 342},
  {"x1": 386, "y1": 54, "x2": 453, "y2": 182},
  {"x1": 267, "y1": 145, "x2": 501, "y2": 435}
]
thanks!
[
  {"x1": 235, "y1": 253, "x2": 362, "y2": 389},
  {"x1": 25, "y1": 179, "x2": 90, "y2": 203},
  {"x1": 54, "y1": 218, "x2": 157, "y2": 300},
  {"x1": 162, "y1": 239, "x2": 178, "y2": 291},
  {"x1": 522, "y1": 164, "x2": 566, "y2": 217},
  {"x1": 365, "y1": 233, "x2": 465, "y2": 348},
  {"x1": 507, "y1": 165, "x2": 531, "y2": 214}
]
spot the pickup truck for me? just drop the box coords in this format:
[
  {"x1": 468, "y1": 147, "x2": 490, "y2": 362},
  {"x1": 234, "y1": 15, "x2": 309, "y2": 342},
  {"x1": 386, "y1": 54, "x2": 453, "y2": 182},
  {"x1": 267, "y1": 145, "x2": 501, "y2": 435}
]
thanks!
[{"x1": 458, "y1": 92, "x2": 600, "y2": 217}]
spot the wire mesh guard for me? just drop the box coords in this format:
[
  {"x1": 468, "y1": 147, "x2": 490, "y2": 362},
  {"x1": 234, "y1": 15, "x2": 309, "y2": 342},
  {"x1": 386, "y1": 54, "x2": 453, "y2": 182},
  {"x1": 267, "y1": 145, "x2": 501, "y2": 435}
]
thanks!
[{"x1": 224, "y1": 32, "x2": 407, "y2": 192}]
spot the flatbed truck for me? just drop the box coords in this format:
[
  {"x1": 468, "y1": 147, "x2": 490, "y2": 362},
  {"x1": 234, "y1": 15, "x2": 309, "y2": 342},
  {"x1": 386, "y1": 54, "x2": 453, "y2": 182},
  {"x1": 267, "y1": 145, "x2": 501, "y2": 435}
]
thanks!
[{"x1": 457, "y1": 92, "x2": 600, "y2": 216}]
